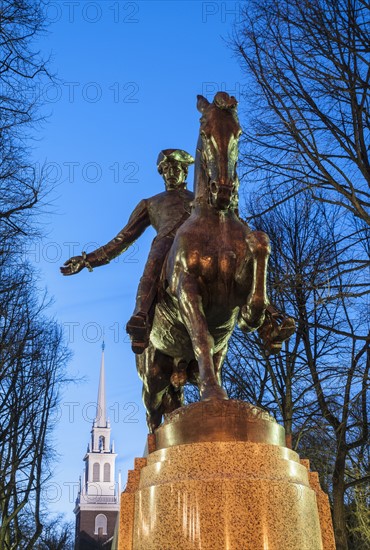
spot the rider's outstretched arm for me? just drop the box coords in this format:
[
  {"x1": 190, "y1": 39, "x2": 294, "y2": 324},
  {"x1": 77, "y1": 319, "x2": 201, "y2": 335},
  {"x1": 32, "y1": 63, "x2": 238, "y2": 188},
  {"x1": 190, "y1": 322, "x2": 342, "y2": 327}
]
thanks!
[
  {"x1": 85, "y1": 199, "x2": 150, "y2": 267},
  {"x1": 60, "y1": 199, "x2": 150, "y2": 275}
]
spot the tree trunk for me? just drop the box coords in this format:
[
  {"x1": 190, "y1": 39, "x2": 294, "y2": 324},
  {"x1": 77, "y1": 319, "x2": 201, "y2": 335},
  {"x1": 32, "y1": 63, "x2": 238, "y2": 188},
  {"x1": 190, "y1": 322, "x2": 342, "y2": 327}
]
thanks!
[{"x1": 332, "y1": 448, "x2": 348, "y2": 550}]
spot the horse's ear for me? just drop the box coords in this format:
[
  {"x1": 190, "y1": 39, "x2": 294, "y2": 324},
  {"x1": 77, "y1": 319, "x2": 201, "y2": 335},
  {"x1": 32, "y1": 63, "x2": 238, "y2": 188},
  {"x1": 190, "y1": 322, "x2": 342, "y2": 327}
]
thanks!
[{"x1": 197, "y1": 95, "x2": 210, "y2": 113}]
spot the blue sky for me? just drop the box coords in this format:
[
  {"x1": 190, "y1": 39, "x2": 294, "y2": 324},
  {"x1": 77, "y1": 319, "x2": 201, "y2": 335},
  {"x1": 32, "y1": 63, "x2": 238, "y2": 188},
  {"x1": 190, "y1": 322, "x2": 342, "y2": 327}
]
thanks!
[{"x1": 31, "y1": 0, "x2": 246, "y2": 521}]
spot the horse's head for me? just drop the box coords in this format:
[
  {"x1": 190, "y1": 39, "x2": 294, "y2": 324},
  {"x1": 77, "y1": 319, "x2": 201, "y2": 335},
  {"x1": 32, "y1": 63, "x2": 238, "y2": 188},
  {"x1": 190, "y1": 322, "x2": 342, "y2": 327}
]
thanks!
[{"x1": 196, "y1": 92, "x2": 241, "y2": 210}]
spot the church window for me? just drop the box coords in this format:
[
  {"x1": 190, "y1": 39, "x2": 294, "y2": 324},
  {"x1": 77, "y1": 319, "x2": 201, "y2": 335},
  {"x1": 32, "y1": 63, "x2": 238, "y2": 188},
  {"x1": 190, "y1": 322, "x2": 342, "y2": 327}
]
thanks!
[
  {"x1": 103, "y1": 462, "x2": 110, "y2": 482},
  {"x1": 94, "y1": 513, "x2": 107, "y2": 535},
  {"x1": 93, "y1": 462, "x2": 100, "y2": 482},
  {"x1": 99, "y1": 435, "x2": 105, "y2": 450}
]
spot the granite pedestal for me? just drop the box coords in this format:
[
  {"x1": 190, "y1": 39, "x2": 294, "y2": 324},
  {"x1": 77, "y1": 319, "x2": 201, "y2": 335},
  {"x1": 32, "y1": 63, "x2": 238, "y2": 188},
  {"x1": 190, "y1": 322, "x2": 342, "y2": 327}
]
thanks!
[{"x1": 117, "y1": 401, "x2": 335, "y2": 549}]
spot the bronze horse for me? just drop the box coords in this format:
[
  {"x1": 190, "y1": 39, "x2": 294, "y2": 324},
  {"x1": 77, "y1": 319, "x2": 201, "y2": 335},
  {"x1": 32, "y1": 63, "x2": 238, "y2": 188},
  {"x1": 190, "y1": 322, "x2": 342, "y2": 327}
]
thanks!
[{"x1": 137, "y1": 92, "x2": 271, "y2": 432}]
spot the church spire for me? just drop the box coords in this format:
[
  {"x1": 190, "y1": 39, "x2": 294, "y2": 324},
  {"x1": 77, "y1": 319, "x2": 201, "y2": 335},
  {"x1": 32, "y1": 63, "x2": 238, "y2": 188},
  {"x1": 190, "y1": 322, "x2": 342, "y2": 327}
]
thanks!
[
  {"x1": 95, "y1": 341, "x2": 107, "y2": 427},
  {"x1": 74, "y1": 343, "x2": 119, "y2": 548}
]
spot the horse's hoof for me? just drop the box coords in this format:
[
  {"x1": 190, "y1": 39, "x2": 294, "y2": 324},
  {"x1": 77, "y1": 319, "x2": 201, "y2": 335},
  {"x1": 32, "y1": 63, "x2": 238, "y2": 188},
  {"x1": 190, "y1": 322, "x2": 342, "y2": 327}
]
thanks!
[
  {"x1": 240, "y1": 303, "x2": 266, "y2": 330},
  {"x1": 260, "y1": 315, "x2": 296, "y2": 356},
  {"x1": 200, "y1": 384, "x2": 228, "y2": 401}
]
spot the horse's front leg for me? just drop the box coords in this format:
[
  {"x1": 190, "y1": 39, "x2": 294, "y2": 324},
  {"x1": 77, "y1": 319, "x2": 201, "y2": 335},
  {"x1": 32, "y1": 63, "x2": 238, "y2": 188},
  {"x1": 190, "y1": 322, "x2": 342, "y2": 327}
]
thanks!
[
  {"x1": 175, "y1": 272, "x2": 228, "y2": 401},
  {"x1": 213, "y1": 346, "x2": 228, "y2": 385},
  {"x1": 239, "y1": 231, "x2": 271, "y2": 331}
]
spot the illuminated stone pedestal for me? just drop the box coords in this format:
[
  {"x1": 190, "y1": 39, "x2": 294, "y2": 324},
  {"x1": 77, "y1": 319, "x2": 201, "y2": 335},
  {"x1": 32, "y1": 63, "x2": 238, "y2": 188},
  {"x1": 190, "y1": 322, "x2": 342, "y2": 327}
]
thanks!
[{"x1": 117, "y1": 401, "x2": 335, "y2": 550}]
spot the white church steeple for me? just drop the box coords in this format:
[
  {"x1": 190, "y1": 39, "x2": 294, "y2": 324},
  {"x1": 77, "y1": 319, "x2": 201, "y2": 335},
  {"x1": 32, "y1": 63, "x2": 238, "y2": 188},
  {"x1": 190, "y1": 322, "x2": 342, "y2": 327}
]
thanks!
[{"x1": 74, "y1": 344, "x2": 120, "y2": 548}]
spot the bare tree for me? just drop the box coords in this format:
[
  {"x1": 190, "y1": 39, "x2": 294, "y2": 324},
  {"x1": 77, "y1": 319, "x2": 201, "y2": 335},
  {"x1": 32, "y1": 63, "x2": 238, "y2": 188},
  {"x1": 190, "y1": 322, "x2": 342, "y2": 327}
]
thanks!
[
  {"x1": 0, "y1": 260, "x2": 71, "y2": 549},
  {"x1": 233, "y1": 0, "x2": 370, "y2": 223},
  {"x1": 0, "y1": 2, "x2": 72, "y2": 547},
  {"x1": 0, "y1": 0, "x2": 52, "y2": 242}
]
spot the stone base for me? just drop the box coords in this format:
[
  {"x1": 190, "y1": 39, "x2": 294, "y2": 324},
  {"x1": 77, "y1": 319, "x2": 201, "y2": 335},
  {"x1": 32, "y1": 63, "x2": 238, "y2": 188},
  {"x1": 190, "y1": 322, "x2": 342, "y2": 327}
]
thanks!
[{"x1": 117, "y1": 401, "x2": 336, "y2": 549}]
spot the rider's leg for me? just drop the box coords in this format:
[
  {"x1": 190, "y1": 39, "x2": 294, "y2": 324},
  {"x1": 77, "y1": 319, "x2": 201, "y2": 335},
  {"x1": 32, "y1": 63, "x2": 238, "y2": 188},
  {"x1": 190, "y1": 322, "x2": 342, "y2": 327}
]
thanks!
[
  {"x1": 126, "y1": 276, "x2": 157, "y2": 354},
  {"x1": 126, "y1": 238, "x2": 173, "y2": 354}
]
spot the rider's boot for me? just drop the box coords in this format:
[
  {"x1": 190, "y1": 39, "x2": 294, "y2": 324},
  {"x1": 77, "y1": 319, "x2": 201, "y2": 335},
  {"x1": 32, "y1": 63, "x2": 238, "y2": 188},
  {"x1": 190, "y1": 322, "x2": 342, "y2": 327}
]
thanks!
[{"x1": 126, "y1": 311, "x2": 151, "y2": 354}]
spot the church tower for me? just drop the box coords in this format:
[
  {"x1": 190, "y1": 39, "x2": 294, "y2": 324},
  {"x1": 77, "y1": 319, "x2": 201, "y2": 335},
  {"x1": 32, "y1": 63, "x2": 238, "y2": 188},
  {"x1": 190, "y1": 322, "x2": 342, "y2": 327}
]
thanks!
[{"x1": 74, "y1": 344, "x2": 120, "y2": 549}]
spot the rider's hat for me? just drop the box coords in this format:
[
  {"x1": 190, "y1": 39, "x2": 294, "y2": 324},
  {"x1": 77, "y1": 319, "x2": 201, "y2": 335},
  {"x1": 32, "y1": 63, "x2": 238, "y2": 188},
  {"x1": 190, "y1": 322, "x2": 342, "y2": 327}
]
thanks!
[{"x1": 157, "y1": 149, "x2": 195, "y2": 174}]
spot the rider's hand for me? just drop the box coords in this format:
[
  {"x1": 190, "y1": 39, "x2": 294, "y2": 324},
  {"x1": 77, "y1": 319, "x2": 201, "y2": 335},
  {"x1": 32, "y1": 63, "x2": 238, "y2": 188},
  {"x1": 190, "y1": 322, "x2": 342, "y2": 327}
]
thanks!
[{"x1": 60, "y1": 255, "x2": 85, "y2": 276}]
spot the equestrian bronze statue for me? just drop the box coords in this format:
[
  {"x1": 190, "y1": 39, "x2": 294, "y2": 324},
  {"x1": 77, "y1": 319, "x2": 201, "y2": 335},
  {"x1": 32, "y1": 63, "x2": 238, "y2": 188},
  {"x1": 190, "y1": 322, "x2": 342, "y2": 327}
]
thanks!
[{"x1": 61, "y1": 92, "x2": 295, "y2": 432}]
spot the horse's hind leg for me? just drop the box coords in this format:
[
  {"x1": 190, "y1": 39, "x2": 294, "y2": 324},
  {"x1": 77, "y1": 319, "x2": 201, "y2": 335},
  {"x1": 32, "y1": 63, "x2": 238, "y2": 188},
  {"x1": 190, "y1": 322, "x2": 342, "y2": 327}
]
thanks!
[
  {"x1": 239, "y1": 231, "x2": 271, "y2": 330},
  {"x1": 162, "y1": 383, "x2": 184, "y2": 413},
  {"x1": 143, "y1": 388, "x2": 163, "y2": 434},
  {"x1": 170, "y1": 359, "x2": 188, "y2": 389},
  {"x1": 138, "y1": 348, "x2": 173, "y2": 433},
  {"x1": 175, "y1": 272, "x2": 228, "y2": 401},
  {"x1": 143, "y1": 373, "x2": 184, "y2": 432}
]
